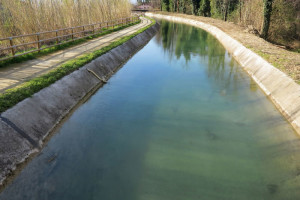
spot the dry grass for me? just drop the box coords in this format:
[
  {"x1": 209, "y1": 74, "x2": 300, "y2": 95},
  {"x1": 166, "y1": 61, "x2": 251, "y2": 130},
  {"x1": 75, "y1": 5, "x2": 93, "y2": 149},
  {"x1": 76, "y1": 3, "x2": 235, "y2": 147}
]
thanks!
[{"x1": 0, "y1": 0, "x2": 131, "y2": 38}]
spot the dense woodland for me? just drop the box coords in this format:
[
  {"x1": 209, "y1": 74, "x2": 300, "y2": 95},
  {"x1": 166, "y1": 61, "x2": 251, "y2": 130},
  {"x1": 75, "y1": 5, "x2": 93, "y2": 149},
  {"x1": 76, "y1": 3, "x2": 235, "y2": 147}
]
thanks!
[{"x1": 158, "y1": 0, "x2": 300, "y2": 50}]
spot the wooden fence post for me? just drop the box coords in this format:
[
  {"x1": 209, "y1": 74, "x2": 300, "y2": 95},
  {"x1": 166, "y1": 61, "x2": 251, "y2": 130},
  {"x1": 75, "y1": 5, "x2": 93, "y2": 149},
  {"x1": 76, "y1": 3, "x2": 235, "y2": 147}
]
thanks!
[
  {"x1": 71, "y1": 28, "x2": 74, "y2": 41},
  {"x1": 36, "y1": 33, "x2": 41, "y2": 52},
  {"x1": 9, "y1": 37, "x2": 15, "y2": 56},
  {"x1": 1, "y1": 16, "x2": 141, "y2": 61},
  {"x1": 56, "y1": 31, "x2": 59, "y2": 44}
]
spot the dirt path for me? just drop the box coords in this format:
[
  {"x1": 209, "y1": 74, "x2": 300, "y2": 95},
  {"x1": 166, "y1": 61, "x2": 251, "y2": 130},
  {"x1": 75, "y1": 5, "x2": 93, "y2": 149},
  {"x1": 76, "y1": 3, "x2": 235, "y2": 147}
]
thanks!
[
  {"x1": 0, "y1": 17, "x2": 151, "y2": 93},
  {"x1": 153, "y1": 12, "x2": 300, "y2": 83}
]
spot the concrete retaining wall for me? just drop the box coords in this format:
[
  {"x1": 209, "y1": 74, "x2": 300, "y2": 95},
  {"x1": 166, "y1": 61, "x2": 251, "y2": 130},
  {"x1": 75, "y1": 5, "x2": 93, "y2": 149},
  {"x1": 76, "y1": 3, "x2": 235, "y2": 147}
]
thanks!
[
  {"x1": 0, "y1": 22, "x2": 159, "y2": 185},
  {"x1": 146, "y1": 13, "x2": 300, "y2": 135}
]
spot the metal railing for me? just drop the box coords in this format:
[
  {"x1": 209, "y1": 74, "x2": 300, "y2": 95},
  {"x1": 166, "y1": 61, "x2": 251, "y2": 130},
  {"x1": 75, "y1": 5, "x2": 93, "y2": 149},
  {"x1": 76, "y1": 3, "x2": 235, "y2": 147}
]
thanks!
[{"x1": 0, "y1": 15, "x2": 143, "y2": 62}]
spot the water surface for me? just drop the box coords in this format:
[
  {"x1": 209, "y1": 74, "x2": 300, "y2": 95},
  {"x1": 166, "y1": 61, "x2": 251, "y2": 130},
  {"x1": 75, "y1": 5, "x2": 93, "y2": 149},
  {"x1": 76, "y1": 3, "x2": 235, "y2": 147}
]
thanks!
[{"x1": 1, "y1": 20, "x2": 300, "y2": 200}]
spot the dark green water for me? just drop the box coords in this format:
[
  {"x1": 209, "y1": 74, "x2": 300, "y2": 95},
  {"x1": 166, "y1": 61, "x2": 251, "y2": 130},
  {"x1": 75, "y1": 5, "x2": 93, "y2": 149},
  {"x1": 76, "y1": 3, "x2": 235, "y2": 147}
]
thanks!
[{"x1": 1, "y1": 20, "x2": 300, "y2": 200}]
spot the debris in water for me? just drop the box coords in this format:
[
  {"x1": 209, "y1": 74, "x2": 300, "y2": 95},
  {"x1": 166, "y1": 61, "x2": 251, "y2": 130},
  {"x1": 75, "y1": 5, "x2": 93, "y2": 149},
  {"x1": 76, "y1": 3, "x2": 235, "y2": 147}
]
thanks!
[
  {"x1": 206, "y1": 128, "x2": 217, "y2": 141},
  {"x1": 220, "y1": 89, "x2": 227, "y2": 96},
  {"x1": 47, "y1": 154, "x2": 58, "y2": 163},
  {"x1": 267, "y1": 184, "x2": 278, "y2": 194},
  {"x1": 235, "y1": 121, "x2": 246, "y2": 126},
  {"x1": 296, "y1": 167, "x2": 300, "y2": 176},
  {"x1": 172, "y1": 107, "x2": 178, "y2": 114}
]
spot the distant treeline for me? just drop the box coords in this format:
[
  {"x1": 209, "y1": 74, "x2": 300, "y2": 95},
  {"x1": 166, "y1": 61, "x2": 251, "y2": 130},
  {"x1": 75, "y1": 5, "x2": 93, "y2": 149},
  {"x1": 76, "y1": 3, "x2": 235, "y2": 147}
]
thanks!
[
  {"x1": 137, "y1": 0, "x2": 161, "y2": 8},
  {"x1": 160, "y1": 0, "x2": 300, "y2": 49}
]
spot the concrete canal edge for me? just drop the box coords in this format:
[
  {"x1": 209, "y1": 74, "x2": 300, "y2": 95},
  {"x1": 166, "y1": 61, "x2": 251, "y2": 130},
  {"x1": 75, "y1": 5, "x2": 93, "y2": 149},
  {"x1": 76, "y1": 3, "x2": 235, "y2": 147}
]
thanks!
[
  {"x1": 146, "y1": 12, "x2": 300, "y2": 135},
  {"x1": 0, "y1": 21, "x2": 160, "y2": 186}
]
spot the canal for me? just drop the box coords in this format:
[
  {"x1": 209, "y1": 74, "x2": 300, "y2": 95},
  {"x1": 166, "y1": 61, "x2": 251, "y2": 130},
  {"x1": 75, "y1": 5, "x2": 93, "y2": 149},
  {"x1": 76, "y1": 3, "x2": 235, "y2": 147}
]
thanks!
[{"x1": 1, "y1": 20, "x2": 300, "y2": 200}]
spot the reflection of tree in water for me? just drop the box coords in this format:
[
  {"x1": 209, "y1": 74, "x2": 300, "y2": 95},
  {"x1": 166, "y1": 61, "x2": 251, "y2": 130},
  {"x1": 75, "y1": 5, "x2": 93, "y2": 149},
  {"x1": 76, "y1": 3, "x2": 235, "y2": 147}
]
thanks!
[
  {"x1": 155, "y1": 20, "x2": 256, "y2": 95},
  {"x1": 155, "y1": 19, "x2": 226, "y2": 66},
  {"x1": 155, "y1": 20, "x2": 210, "y2": 62}
]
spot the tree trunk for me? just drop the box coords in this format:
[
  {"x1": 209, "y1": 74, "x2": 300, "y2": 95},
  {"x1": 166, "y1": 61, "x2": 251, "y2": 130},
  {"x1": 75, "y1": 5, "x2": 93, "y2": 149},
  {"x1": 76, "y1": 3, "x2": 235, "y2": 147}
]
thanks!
[
  {"x1": 239, "y1": 0, "x2": 242, "y2": 23},
  {"x1": 261, "y1": 0, "x2": 273, "y2": 39},
  {"x1": 192, "y1": 0, "x2": 200, "y2": 15},
  {"x1": 223, "y1": 0, "x2": 229, "y2": 21}
]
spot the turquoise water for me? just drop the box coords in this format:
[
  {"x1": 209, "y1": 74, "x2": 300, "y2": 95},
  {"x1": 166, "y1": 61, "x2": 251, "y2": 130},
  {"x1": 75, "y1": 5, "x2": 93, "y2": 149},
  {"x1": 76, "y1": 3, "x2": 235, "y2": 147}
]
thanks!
[{"x1": 1, "y1": 20, "x2": 300, "y2": 200}]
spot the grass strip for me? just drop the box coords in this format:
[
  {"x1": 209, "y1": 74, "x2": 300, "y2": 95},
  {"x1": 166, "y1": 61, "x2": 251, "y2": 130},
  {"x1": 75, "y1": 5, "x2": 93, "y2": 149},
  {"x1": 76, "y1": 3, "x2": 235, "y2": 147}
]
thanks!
[
  {"x1": 0, "y1": 21, "x2": 141, "y2": 68},
  {"x1": 0, "y1": 17, "x2": 156, "y2": 113}
]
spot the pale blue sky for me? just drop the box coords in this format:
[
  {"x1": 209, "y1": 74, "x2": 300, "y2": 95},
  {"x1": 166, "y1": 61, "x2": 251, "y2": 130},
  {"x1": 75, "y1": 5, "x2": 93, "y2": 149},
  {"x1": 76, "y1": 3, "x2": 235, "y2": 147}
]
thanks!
[{"x1": 130, "y1": 0, "x2": 137, "y2": 4}]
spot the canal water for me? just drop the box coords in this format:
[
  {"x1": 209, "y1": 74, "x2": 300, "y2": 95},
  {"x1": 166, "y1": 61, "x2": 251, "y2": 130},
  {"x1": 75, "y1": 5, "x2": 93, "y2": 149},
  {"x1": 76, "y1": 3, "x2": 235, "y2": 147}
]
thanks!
[{"x1": 1, "y1": 20, "x2": 300, "y2": 200}]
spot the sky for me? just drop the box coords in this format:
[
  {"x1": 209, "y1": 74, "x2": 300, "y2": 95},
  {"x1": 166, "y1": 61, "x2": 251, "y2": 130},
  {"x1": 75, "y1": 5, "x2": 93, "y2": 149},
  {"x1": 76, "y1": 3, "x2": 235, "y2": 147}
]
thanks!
[{"x1": 130, "y1": 0, "x2": 137, "y2": 4}]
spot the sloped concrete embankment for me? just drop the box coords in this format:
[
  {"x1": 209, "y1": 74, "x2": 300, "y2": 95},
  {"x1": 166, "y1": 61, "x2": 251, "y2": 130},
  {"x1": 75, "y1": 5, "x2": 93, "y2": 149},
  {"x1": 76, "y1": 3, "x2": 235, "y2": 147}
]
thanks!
[
  {"x1": 0, "y1": 22, "x2": 159, "y2": 185},
  {"x1": 146, "y1": 13, "x2": 300, "y2": 135}
]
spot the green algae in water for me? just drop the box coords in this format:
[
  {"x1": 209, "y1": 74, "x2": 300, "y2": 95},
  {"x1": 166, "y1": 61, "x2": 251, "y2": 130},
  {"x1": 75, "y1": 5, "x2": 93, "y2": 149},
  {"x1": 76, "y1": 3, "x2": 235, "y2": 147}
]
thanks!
[{"x1": 1, "y1": 20, "x2": 300, "y2": 200}]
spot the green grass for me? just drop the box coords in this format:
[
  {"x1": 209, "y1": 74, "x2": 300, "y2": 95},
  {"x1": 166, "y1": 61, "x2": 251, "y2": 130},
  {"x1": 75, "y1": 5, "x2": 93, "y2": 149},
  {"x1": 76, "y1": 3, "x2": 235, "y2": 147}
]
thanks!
[
  {"x1": 0, "y1": 17, "x2": 155, "y2": 113},
  {"x1": 0, "y1": 21, "x2": 140, "y2": 68}
]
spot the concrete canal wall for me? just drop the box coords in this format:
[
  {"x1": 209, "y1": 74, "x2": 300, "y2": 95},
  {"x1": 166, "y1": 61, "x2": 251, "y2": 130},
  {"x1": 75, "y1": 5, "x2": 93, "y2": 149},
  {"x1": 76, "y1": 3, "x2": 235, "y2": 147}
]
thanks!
[
  {"x1": 0, "y1": 22, "x2": 159, "y2": 185},
  {"x1": 146, "y1": 13, "x2": 300, "y2": 136}
]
